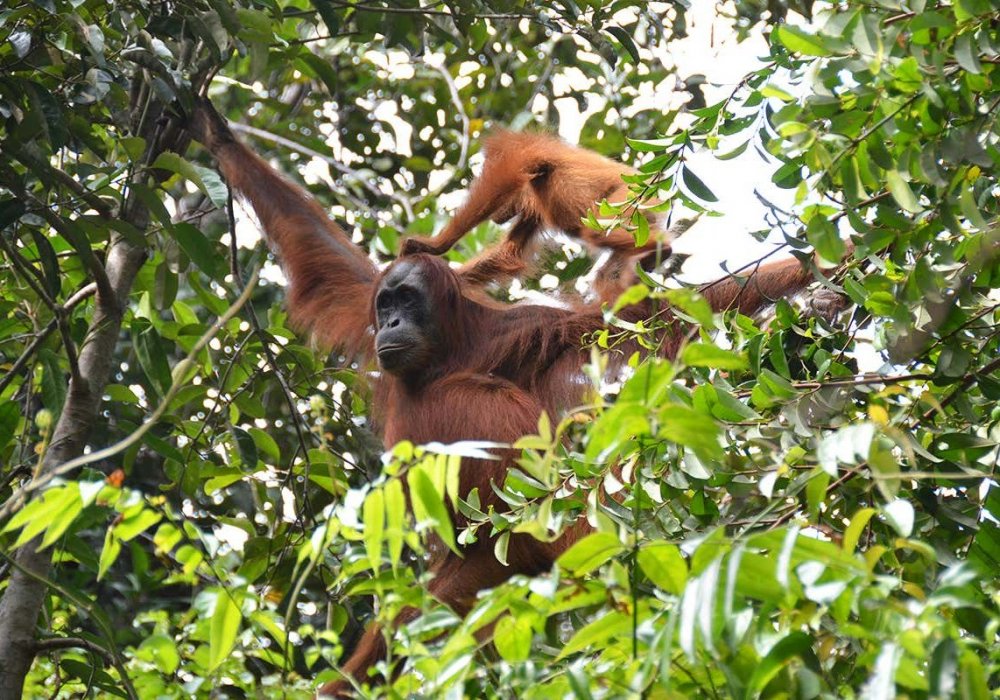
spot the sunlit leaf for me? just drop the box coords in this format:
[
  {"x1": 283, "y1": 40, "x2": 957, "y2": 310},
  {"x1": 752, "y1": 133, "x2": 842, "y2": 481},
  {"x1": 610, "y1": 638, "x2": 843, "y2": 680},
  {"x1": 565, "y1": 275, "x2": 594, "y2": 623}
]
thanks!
[{"x1": 208, "y1": 589, "x2": 243, "y2": 671}]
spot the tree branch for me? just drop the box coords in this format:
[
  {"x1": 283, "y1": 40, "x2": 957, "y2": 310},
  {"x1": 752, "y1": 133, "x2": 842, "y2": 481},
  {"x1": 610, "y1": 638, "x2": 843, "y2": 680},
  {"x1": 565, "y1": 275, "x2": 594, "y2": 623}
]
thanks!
[
  {"x1": 34, "y1": 637, "x2": 114, "y2": 665},
  {"x1": 329, "y1": 1, "x2": 533, "y2": 20},
  {"x1": 0, "y1": 266, "x2": 259, "y2": 520},
  {"x1": 0, "y1": 283, "x2": 97, "y2": 396}
]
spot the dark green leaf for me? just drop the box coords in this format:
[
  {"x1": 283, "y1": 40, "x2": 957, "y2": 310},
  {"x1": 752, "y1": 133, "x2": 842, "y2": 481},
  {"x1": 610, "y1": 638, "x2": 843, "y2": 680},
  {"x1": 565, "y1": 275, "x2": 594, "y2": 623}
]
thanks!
[
  {"x1": 680, "y1": 165, "x2": 719, "y2": 202},
  {"x1": 131, "y1": 319, "x2": 172, "y2": 398},
  {"x1": 604, "y1": 26, "x2": 640, "y2": 63},
  {"x1": 172, "y1": 223, "x2": 222, "y2": 280}
]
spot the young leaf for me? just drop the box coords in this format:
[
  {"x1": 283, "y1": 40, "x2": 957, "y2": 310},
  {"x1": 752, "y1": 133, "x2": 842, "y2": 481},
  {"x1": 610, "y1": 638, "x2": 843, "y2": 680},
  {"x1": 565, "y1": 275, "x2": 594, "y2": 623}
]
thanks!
[
  {"x1": 637, "y1": 542, "x2": 687, "y2": 594},
  {"x1": 408, "y1": 468, "x2": 457, "y2": 554},
  {"x1": 363, "y1": 487, "x2": 385, "y2": 570},
  {"x1": 208, "y1": 589, "x2": 243, "y2": 671},
  {"x1": 558, "y1": 532, "x2": 624, "y2": 576}
]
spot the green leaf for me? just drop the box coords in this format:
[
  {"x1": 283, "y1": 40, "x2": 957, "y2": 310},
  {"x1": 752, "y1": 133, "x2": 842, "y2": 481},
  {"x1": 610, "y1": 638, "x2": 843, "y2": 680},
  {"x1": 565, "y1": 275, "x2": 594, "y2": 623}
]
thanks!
[
  {"x1": 954, "y1": 32, "x2": 982, "y2": 74},
  {"x1": 557, "y1": 611, "x2": 632, "y2": 660},
  {"x1": 208, "y1": 589, "x2": 243, "y2": 671},
  {"x1": 24, "y1": 81, "x2": 68, "y2": 149},
  {"x1": 114, "y1": 508, "x2": 162, "y2": 542},
  {"x1": 959, "y1": 186, "x2": 989, "y2": 230},
  {"x1": 494, "y1": 615, "x2": 533, "y2": 662},
  {"x1": 152, "y1": 152, "x2": 229, "y2": 207},
  {"x1": 0, "y1": 403, "x2": 20, "y2": 452},
  {"x1": 384, "y1": 478, "x2": 406, "y2": 570},
  {"x1": 172, "y1": 223, "x2": 223, "y2": 280},
  {"x1": 806, "y1": 216, "x2": 846, "y2": 264},
  {"x1": 38, "y1": 349, "x2": 66, "y2": 418},
  {"x1": 773, "y1": 25, "x2": 832, "y2": 57},
  {"x1": 680, "y1": 165, "x2": 719, "y2": 203},
  {"x1": 0, "y1": 197, "x2": 26, "y2": 231},
  {"x1": 98, "y1": 528, "x2": 121, "y2": 580},
  {"x1": 37, "y1": 486, "x2": 83, "y2": 549},
  {"x1": 408, "y1": 468, "x2": 457, "y2": 554},
  {"x1": 692, "y1": 384, "x2": 760, "y2": 422},
  {"x1": 929, "y1": 639, "x2": 958, "y2": 698},
  {"x1": 131, "y1": 319, "x2": 172, "y2": 398},
  {"x1": 633, "y1": 211, "x2": 650, "y2": 247},
  {"x1": 205, "y1": 472, "x2": 243, "y2": 495},
  {"x1": 885, "y1": 169, "x2": 922, "y2": 213},
  {"x1": 298, "y1": 52, "x2": 341, "y2": 97},
  {"x1": 747, "y1": 631, "x2": 815, "y2": 694},
  {"x1": 751, "y1": 368, "x2": 797, "y2": 408},
  {"x1": 681, "y1": 342, "x2": 748, "y2": 371},
  {"x1": 843, "y1": 508, "x2": 876, "y2": 553},
  {"x1": 585, "y1": 402, "x2": 650, "y2": 462},
  {"x1": 883, "y1": 499, "x2": 914, "y2": 537},
  {"x1": 853, "y1": 13, "x2": 884, "y2": 73},
  {"x1": 659, "y1": 405, "x2": 722, "y2": 460},
  {"x1": 248, "y1": 428, "x2": 280, "y2": 462},
  {"x1": 558, "y1": 532, "x2": 625, "y2": 576},
  {"x1": 494, "y1": 530, "x2": 510, "y2": 566},
  {"x1": 29, "y1": 231, "x2": 61, "y2": 298},
  {"x1": 3, "y1": 484, "x2": 78, "y2": 549},
  {"x1": 611, "y1": 283, "x2": 649, "y2": 313},
  {"x1": 363, "y1": 487, "x2": 385, "y2": 570},
  {"x1": 637, "y1": 542, "x2": 687, "y2": 594},
  {"x1": 230, "y1": 427, "x2": 258, "y2": 468},
  {"x1": 137, "y1": 635, "x2": 181, "y2": 675},
  {"x1": 604, "y1": 26, "x2": 640, "y2": 63}
]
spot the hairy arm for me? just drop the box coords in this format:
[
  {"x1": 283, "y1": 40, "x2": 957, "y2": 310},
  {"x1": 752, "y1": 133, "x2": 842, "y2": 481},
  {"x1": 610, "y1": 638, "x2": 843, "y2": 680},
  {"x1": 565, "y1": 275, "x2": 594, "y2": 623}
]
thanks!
[
  {"x1": 401, "y1": 131, "x2": 546, "y2": 256},
  {"x1": 699, "y1": 254, "x2": 845, "y2": 317},
  {"x1": 190, "y1": 99, "x2": 377, "y2": 357}
]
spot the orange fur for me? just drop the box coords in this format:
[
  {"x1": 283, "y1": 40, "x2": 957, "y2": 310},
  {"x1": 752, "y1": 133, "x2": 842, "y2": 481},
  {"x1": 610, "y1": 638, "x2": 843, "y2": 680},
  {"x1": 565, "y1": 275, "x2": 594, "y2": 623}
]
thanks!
[{"x1": 402, "y1": 131, "x2": 670, "y2": 285}]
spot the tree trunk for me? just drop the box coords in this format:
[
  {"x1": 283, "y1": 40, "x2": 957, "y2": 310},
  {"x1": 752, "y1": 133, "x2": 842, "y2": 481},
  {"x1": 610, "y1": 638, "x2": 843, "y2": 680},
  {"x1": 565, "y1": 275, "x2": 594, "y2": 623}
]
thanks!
[{"x1": 0, "y1": 99, "x2": 181, "y2": 698}]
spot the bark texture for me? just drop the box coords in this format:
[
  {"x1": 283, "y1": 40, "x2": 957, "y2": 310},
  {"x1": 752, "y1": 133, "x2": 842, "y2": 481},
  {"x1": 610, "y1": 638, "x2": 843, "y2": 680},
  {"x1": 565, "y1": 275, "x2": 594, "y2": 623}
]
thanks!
[{"x1": 0, "y1": 97, "x2": 182, "y2": 698}]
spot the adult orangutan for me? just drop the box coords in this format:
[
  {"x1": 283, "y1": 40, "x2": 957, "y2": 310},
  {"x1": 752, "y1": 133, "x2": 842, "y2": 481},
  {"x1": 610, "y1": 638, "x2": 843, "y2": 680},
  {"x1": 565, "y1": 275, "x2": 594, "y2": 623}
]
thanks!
[{"x1": 186, "y1": 99, "x2": 846, "y2": 696}]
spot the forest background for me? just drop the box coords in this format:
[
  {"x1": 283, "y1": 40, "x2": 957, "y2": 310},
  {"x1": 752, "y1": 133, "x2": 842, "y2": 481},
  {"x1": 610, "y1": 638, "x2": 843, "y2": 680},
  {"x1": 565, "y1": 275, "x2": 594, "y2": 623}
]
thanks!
[{"x1": 0, "y1": 0, "x2": 998, "y2": 697}]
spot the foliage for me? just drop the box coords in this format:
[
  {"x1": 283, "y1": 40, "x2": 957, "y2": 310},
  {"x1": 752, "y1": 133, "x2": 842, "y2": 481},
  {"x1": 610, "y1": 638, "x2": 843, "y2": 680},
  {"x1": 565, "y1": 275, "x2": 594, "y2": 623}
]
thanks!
[{"x1": 0, "y1": 0, "x2": 997, "y2": 698}]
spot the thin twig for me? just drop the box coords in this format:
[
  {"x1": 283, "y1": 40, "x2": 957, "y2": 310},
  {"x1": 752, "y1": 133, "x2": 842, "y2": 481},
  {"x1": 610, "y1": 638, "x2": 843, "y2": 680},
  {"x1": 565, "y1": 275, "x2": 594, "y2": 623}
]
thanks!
[
  {"x1": 35, "y1": 637, "x2": 115, "y2": 664},
  {"x1": 0, "y1": 283, "x2": 97, "y2": 395},
  {"x1": 425, "y1": 60, "x2": 470, "y2": 187}
]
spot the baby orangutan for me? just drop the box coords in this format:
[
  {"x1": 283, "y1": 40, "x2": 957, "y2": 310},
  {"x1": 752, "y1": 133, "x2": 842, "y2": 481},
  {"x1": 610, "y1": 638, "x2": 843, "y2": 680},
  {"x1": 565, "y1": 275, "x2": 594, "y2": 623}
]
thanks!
[{"x1": 401, "y1": 130, "x2": 673, "y2": 287}]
